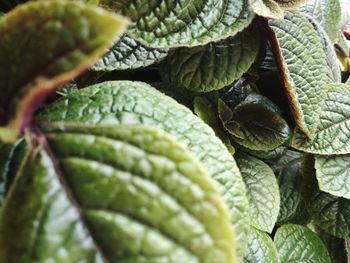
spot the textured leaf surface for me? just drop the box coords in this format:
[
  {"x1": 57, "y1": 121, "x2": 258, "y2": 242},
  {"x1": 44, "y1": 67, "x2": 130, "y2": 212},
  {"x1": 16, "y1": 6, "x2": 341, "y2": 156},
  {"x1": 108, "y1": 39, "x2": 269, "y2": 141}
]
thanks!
[
  {"x1": 0, "y1": 124, "x2": 236, "y2": 262},
  {"x1": 161, "y1": 26, "x2": 260, "y2": 92},
  {"x1": 236, "y1": 153, "x2": 280, "y2": 233},
  {"x1": 292, "y1": 83, "x2": 350, "y2": 154},
  {"x1": 249, "y1": 0, "x2": 283, "y2": 19},
  {"x1": 317, "y1": 228, "x2": 348, "y2": 263},
  {"x1": 300, "y1": 0, "x2": 342, "y2": 42},
  {"x1": 315, "y1": 155, "x2": 350, "y2": 198},
  {"x1": 274, "y1": 0, "x2": 306, "y2": 8},
  {"x1": 0, "y1": 0, "x2": 128, "y2": 142},
  {"x1": 243, "y1": 227, "x2": 279, "y2": 263},
  {"x1": 268, "y1": 10, "x2": 330, "y2": 137},
  {"x1": 99, "y1": 0, "x2": 254, "y2": 48},
  {"x1": 93, "y1": 35, "x2": 168, "y2": 71},
  {"x1": 274, "y1": 224, "x2": 331, "y2": 263},
  {"x1": 37, "y1": 81, "x2": 249, "y2": 257},
  {"x1": 271, "y1": 150, "x2": 305, "y2": 224},
  {"x1": 220, "y1": 94, "x2": 290, "y2": 151}
]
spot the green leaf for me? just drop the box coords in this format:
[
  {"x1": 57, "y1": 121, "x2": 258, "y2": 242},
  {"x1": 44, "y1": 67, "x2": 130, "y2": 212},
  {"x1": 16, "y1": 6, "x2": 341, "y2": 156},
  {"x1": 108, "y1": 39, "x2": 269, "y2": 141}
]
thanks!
[
  {"x1": 92, "y1": 34, "x2": 168, "y2": 71},
  {"x1": 0, "y1": 139, "x2": 27, "y2": 205},
  {"x1": 249, "y1": 0, "x2": 284, "y2": 19},
  {"x1": 243, "y1": 227, "x2": 279, "y2": 263},
  {"x1": 0, "y1": 0, "x2": 128, "y2": 142},
  {"x1": 267, "y1": 10, "x2": 331, "y2": 138},
  {"x1": 274, "y1": 0, "x2": 306, "y2": 8},
  {"x1": 0, "y1": 124, "x2": 236, "y2": 262},
  {"x1": 315, "y1": 155, "x2": 350, "y2": 198},
  {"x1": 160, "y1": 25, "x2": 260, "y2": 92},
  {"x1": 236, "y1": 153, "x2": 280, "y2": 233},
  {"x1": 292, "y1": 83, "x2": 350, "y2": 154},
  {"x1": 275, "y1": 224, "x2": 331, "y2": 263},
  {"x1": 317, "y1": 228, "x2": 348, "y2": 263},
  {"x1": 221, "y1": 94, "x2": 290, "y2": 151},
  {"x1": 270, "y1": 150, "x2": 306, "y2": 224},
  {"x1": 99, "y1": 0, "x2": 254, "y2": 48},
  {"x1": 37, "y1": 80, "x2": 249, "y2": 257},
  {"x1": 299, "y1": 0, "x2": 342, "y2": 43}
]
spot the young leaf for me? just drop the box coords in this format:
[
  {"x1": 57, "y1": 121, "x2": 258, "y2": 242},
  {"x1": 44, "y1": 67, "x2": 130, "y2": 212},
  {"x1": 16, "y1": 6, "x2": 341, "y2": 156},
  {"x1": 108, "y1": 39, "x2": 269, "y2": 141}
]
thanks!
[
  {"x1": 274, "y1": 224, "x2": 331, "y2": 263},
  {"x1": 99, "y1": 0, "x2": 254, "y2": 48},
  {"x1": 160, "y1": 25, "x2": 260, "y2": 92},
  {"x1": 243, "y1": 227, "x2": 279, "y2": 263},
  {"x1": 292, "y1": 83, "x2": 350, "y2": 154},
  {"x1": 0, "y1": 0, "x2": 128, "y2": 142},
  {"x1": 299, "y1": 0, "x2": 342, "y2": 43},
  {"x1": 37, "y1": 80, "x2": 250, "y2": 257},
  {"x1": 221, "y1": 94, "x2": 290, "y2": 151},
  {"x1": 249, "y1": 0, "x2": 284, "y2": 19},
  {"x1": 92, "y1": 34, "x2": 168, "y2": 71},
  {"x1": 274, "y1": 0, "x2": 306, "y2": 8},
  {"x1": 236, "y1": 153, "x2": 280, "y2": 233},
  {"x1": 267, "y1": 10, "x2": 330, "y2": 138},
  {"x1": 315, "y1": 155, "x2": 350, "y2": 199},
  {"x1": 0, "y1": 124, "x2": 236, "y2": 262}
]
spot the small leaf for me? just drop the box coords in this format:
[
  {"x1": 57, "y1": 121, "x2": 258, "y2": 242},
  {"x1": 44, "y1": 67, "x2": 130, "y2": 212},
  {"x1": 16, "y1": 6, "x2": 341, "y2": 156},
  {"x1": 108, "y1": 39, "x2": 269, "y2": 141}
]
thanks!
[
  {"x1": 236, "y1": 153, "x2": 280, "y2": 233},
  {"x1": 226, "y1": 94, "x2": 290, "y2": 151},
  {"x1": 267, "y1": 10, "x2": 331, "y2": 137},
  {"x1": 37, "y1": 80, "x2": 250, "y2": 257},
  {"x1": 218, "y1": 100, "x2": 245, "y2": 139},
  {"x1": 92, "y1": 34, "x2": 168, "y2": 71},
  {"x1": 249, "y1": 0, "x2": 284, "y2": 19},
  {"x1": 300, "y1": 0, "x2": 342, "y2": 43},
  {"x1": 274, "y1": 224, "x2": 331, "y2": 263},
  {"x1": 0, "y1": 124, "x2": 236, "y2": 262},
  {"x1": 0, "y1": 0, "x2": 128, "y2": 142},
  {"x1": 161, "y1": 25, "x2": 260, "y2": 92},
  {"x1": 99, "y1": 0, "x2": 254, "y2": 48},
  {"x1": 292, "y1": 83, "x2": 350, "y2": 154},
  {"x1": 315, "y1": 155, "x2": 350, "y2": 198},
  {"x1": 243, "y1": 227, "x2": 279, "y2": 263}
]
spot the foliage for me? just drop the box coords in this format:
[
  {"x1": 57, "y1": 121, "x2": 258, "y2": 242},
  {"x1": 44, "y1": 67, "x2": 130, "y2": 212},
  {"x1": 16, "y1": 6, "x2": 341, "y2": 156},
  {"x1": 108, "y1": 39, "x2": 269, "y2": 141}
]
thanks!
[{"x1": 0, "y1": 0, "x2": 349, "y2": 262}]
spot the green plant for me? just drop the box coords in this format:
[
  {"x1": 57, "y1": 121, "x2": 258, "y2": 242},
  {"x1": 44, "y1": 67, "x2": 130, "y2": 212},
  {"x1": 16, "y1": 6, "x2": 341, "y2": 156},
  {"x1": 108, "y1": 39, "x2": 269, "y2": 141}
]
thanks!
[{"x1": 0, "y1": 0, "x2": 349, "y2": 262}]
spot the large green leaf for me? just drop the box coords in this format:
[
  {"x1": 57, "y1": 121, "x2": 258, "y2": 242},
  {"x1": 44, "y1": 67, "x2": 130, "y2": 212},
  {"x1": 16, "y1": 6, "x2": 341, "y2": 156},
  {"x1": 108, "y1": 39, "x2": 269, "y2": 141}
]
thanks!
[
  {"x1": 93, "y1": 35, "x2": 168, "y2": 71},
  {"x1": 99, "y1": 0, "x2": 254, "y2": 48},
  {"x1": 37, "y1": 81, "x2": 249, "y2": 257},
  {"x1": 219, "y1": 94, "x2": 290, "y2": 151},
  {"x1": 270, "y1": 150, "x2": 306, "y2": 224},
  {"x1": 315, "y1": 155, "x2": 350, "y2": 198},
  {"x1": 317, "y1": 228, "x2": 348, "y2": 263},
  {"x1": 243, "y1": 227, "x2": 279, "y2": 263},
  {"x1": 0, "y1": 124, "x2": 236, "y2": 262},
  {"x1": 274, "y1": 224, "x2": 331, "y2": 263},
  {"x1": 299, "y1": 0, "x2": 342, "y2": 43},
  {"x1": 0, "y1": 0, "x2": 128, "y2": 142},
  {"x1": 160, "y1": 26, "x2": 260, "y2": 92},
  {"x1": 236, "y1": 153, "x2": 280, "y2": 233},
  {"x1": 292, "y1": 83, "x2": 350, "y2": 154},
  {"x1": 267, "y1": 10, "x2": 330, "y2": 138}
]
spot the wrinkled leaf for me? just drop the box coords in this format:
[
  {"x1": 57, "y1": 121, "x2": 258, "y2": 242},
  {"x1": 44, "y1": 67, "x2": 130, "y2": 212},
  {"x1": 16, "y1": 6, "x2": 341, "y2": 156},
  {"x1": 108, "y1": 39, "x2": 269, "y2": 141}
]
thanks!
[
  {"x1": 0, "y1": 0, "x2": 128, "y2": 142},
  {"x1": 37, "y1": 80, "x2": 249, "y2": 257},
  {"x1": 300, "y1": 0, "x2": 341, "y2": 42},
  {"x1": 249, "y1": 0, "x2": 283, "y2": 19},
  {"x1": 243, "y1": 227, "x2": 279, "y2": 263},
  {"x1": 274, "y1": 0, "x2": 306, "y2": 8},
  {"x1": 274, "y1": 224, "x2": 331, "y2": 263},
  {"x1": 292, "y1": 83, "x2": 350, "y2": 154},
  {"x1": 161, "y1": 26, "x2": 260, "y2": 92},
  {"x1": 0, "y1": 124, "x2": 236, "y2": 262},
  {"x1": 236, "y1": 153, "x2": 280, "y2": 233},
  {"x1": 93, "y1": 34, "x2": 168, "y2": 71},
  {"x1": 267, "y1": 10, "x2": 330, "y2": 137},
  {"x1": 99, "y1": 0, "x2": 254, "y2": 48},
  {"x1": 317, "y1": 228, "x2": 348, "y2": 263}
]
